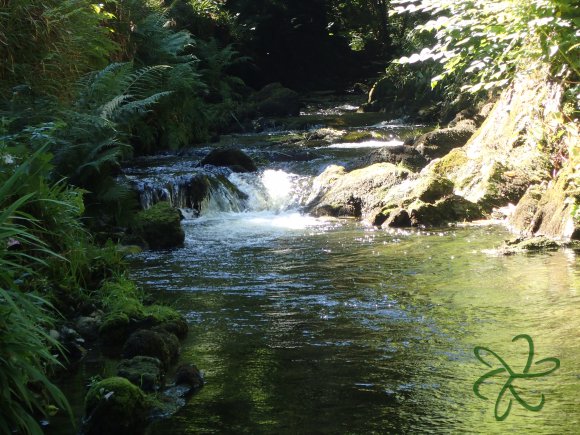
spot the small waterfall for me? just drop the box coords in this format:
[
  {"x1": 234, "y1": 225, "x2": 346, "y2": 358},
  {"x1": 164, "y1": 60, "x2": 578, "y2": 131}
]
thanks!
[
  {"x1": 131, "y1": 169, "x2": 248, "y2": 217},
  {"x1": 131, "y1": 167, "x2": 310, "y2": 218},
  {"x1": 229, "y1": 169, "x2": 308, "y2": 213}
]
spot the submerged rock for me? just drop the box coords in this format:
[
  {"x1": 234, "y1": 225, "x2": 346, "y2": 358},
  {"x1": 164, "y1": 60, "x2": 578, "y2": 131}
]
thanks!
[
  {"x1": 200, "y1": 148, "x2": 257, "y2": 173},
  {"x1": 83, "y1": 377, "x2": 147, "y2": 435},
  {"x1": 132, "y1": 202, "x2": 184, "y2": 250}
]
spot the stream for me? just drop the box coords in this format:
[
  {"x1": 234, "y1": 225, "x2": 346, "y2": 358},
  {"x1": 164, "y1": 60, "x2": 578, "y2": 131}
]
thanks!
[{"x1": 56, "y1": 99, "x2": 580, "y2": 433}]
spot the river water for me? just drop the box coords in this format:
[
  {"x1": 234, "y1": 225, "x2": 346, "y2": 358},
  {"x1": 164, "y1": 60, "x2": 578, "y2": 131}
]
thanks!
[{"x1": 123, "y1": 111, "x2": 580, "y2": 433}]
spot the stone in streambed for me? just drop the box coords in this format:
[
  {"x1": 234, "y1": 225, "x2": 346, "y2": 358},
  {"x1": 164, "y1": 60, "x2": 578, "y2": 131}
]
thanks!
[
  {"x1": 122, "y1": 329, "x2": 180, "y2": 370},
  {"x1": 200, "y1": 147, "x2": 257, "y2": 173},
  {"x1": 117, "y1": 356, "x2": 164, "y2": 392},
  {"x1": 83, "y1": 377, "x2": 147, "y2": 435},
  {"x1": 132, "y1": 202, "x2": 184, "y2": 250}
]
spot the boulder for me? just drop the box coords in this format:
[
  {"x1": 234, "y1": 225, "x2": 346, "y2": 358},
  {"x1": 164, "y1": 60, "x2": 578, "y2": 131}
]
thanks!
[
  {"x1": 423, "y1": 68, "x2": 557, "y2": 213},
  {"x1": 122, "y1": 329, "x2": 180, "y2": 369},
  {"x1": 83, "y1": 377, "x2": 147, "y2": 435},
  {"x1": 408, "y1": 196, "x2": 482, "y2": 227},
  {"x1": 413, "y1": 119, "x2": 477, "y2": 161},
  {"x1": 75, "y1": 313, "x2": 103, "y2": 341},
  {"x1": 117, "y1": 356, "x2": 164, "y2": 392},
  {"x1": 174, "y1": 363, "x2": 204, "y2": 392},
  {"x1": 99, "y1": 312, "x2": 131, "y2": 346},
  {"x1": 251, "y1": 83, "x2": 302, "y2": 117},
  {"x1": 348, "y1": 144, "x2": 428, "y2": 172},
  {"x1": 510, "y1": 165, "x2": 580, "y2": 240},
  {"x1": 144, "y1": 305, "x2": 189, "y2": 339},
  {"x1": 306, "y1": 163, "x2": 412, "y2": 219},
  {"x1": 132, "y1": 202, "x2": 185, "y2": 250},
  {"x1": 200, "y1": 148, "x2": 257, "y2": 173}
]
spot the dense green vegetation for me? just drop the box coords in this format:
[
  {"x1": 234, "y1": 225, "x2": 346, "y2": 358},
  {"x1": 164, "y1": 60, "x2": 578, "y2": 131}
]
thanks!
[
  {"x1": 0, "y1": 0, "x2": 577, "y2": 433},
  {"x1": 389, "y1": 0, "x2": 579, "y2": 112},
  {"x1": 0, "y1": 1, "x2": 247, "y2": 432}
]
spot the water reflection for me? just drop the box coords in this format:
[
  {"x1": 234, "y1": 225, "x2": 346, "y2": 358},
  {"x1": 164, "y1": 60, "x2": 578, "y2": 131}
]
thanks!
[{"x1": 129, "y1": 221, "x2": 580, "y2": 434}]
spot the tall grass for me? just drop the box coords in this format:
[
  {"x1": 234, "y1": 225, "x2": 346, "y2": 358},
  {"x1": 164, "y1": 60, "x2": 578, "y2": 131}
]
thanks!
[{"x1": 0, "y1": 150, "x2": 72, "y2": 434}]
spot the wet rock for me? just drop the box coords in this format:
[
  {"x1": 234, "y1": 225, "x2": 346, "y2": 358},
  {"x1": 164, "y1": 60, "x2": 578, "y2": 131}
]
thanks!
[
  {"x1": 251, "y1": 83, "x2": 302, "y2": 117},
  {"x1": 117, "y1": 356, "x2": 164, "y2": 392},
  {"x1": 510, "y1": 164, "x2": 580, "y2": 241},
  {"x1": 99, "y1": 312, "x2": 131, "y2": 346},
  {"x1": 200, "y1": 148, "x2": 257, "y2": 173},
  {"x1": 508, "y1": 185, "x2": 546, "y2": 235},
  {"x1": 413, "y1": 119, "x2": 477, "y2": 160},
  {"x1": 413, "y1": 175, "x2": 455, "y2": 204},
  {"x1": 408, "y1": 195, "x2": 482, "y2": 227},
  {"x1": 496, "y1": 236, "x2": 562, "y2": 255},
  {"x1": 75, "y1": 313, "x2": 103, "y2": 341},
  {"x1": 348, "y1": 145, "x2": 427, "y2": 172},
  {"x1": 265, "y1": 149, "x2": 319, "y2": 163},
  {"x1": 56, "y1": 326, "x2": 87, "y2": 363},
  {"x1": 132, "y1": 202, "x2": 185, "y2": 250},
  {"x1": 373, "y1": 208, "x2": 411, "y2": 227},
  {"x1": 369, "y1": 174, "x2": 477, "y2": 228},
  {"x1": 83, "y1": 377, "x2": 147, "y2": 435},
  {"x1": 122, "y1": 329, "x2": 180, "y2": 369},
  {"x1": 174, "y1": 364, "x2": 204, "y2": 392},
  {"x1": 147, "y1": 364, "x2": 204, "y2": 421},
  {"x1": 306, "y1": 163, "x2": 412, "y2": 219}
]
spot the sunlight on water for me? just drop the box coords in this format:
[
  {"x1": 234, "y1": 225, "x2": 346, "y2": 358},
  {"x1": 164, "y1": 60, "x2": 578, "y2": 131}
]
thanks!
[
  {"x1": 327, "y1": 139, "x2": 404, "y2": 149},
  {"x1": 261, "y1": 169, "x2": 297, "y2": 210}
]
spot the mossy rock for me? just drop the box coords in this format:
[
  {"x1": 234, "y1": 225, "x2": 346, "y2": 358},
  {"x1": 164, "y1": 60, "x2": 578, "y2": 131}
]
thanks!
[
  {"x1": 144, "y1": 305, "x2": 189, "y2": 339},
  {"x1": 174, "y1": 363, "x2": 204, "y2": 390},
  {"x1": 132, "y1": 202, "x2": 184, "y2": 250},
  {"x1": 117, "y1": 356, "x2": 164, "y2": 392},
  {"x1": 340, "y1": 131, "x2": 374, "y2": 143},
  {"x1": 505, "y1": 236, "x2": 560, "y2": 251},
  {"x1": 83, "y1": 377, "x2": 147, "y2": 435},
  {"x1": 409, "y1": 196, "x2": 482, "y2": 227},
  {"x1": 413, "y1": 175, "x2": 454, "y2": 204},
  {"x1": 99, "y1": 312, "x2": 131, "y2": 346},
  {"x1": 122, "y1": 329, "x2": 179, "y2": 369},
  {"x1": 431, "y1": 149, "x2": 469, "y2": 176}
]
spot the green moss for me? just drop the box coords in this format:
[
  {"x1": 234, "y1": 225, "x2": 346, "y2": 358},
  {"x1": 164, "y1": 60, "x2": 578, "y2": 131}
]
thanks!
[
  {"x1": 340, "y1": 131, "x2": 374, "y2": 143},
  {"x1": 84, "y1": 377, "x2": 147, "y2": 435},
  {"x1": 132, "y1": 202, "x2": 185, "y2": 249},
  {"x1": 122, "y1": 329, "x2": 179, "y2": 369},
  {"x1": 145, "y1": 305, "x2": 188, "y2": 338},
  {"x1": 413, "y1": 175, "x2": 454, "y2": 203},
  {"x1": 99, "y1": 312, "x2": 130, "y2": 346},
  {"x1": 431, "y1": 149, "x2": 469, "y2": 176},
  {"x1": 117, "y1": 356, "x2": 164, "y2": 392}
]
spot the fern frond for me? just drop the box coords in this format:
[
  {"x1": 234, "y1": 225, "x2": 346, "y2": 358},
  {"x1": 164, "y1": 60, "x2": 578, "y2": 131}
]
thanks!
[{"x1": 99, "y1": 94, "x2": 133, "y2": 120}]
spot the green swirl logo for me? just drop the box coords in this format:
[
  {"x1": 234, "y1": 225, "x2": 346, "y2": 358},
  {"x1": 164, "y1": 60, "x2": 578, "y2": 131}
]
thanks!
[{"x1": 473, "y1": 334, "x2": 560, "y2": 421}]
